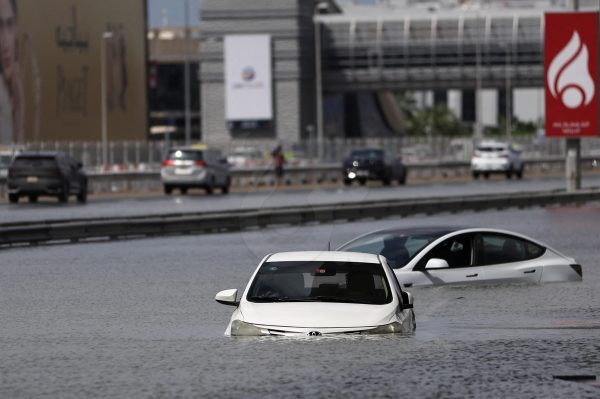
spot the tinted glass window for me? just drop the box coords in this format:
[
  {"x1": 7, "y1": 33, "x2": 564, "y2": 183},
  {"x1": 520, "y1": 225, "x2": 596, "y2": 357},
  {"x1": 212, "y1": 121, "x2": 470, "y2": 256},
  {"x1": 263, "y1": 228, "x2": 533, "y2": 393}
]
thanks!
[
  {"x1": 13, "y1": 157, "x2": 57, "y2": 170},
  {"x1": 476, "y1": 234, "x2": 545, "y2": 265},
  {"x1": 350, "y1": 149, "x2": 383, "y2": 160},
  {"x1": 477, "y1": 146, "x2": 507, "y2": 152},
  {"x1": 341, "y1": 232, "x2": 446, "y2": 269},
  {"x1": 247, "y1": 261, "x2": 392, "y2": 305},
  {"x1": 418, "y1": 234, "x2": 473, "y2": 269},
  {"x1": 167, "y1": 150, "x2": 203, "y2": 161}
]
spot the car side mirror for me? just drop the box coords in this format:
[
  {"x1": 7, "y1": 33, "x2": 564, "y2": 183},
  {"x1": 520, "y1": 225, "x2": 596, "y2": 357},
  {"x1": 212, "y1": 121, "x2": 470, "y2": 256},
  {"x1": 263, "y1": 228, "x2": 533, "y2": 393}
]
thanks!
[
  {"x1": 215, "y1": 289, "x2": 239, "y2": 306},
  {"x1": 425, "y1": 258, "x2": 449, "y2": 270},
  {"x1": 400, "y1": 291, "x2": 414, "y2": 309}
]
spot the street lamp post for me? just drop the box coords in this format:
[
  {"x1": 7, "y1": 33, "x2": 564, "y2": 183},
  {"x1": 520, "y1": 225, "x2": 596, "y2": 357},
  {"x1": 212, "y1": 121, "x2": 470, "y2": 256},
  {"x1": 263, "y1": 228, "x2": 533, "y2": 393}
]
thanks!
[
  {"x1": 314, "y1": 4, "x2": 324, "y2": 161},
  {"x1": 183, "y1": 0, "x2": 192, "y2": 145},
  {"x1": 101, "y1": 31, "x2": 114, "y2": 169}
]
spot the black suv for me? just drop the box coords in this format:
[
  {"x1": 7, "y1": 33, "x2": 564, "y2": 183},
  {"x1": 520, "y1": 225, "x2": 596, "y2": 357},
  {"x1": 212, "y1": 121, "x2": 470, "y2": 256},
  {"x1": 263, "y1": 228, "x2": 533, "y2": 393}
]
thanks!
[
  {"x1": 7, "y1": 152, "x2": 88, "y2": 203},
  {"x1": 342, "y1": 148, "x2": 406, "y2": 186}
]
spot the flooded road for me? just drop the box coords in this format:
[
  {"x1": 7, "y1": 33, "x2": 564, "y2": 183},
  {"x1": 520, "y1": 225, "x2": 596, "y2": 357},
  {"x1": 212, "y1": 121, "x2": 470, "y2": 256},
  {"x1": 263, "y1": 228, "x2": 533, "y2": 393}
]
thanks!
[{"x1": 1, "y1": 205, "x2": 599, "y2": 397}]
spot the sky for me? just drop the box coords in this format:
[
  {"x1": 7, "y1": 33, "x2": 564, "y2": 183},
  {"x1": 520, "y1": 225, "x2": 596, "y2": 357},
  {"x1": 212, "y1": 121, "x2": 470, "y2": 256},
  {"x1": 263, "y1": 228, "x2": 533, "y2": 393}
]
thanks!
[{"x1": 147, "y1": 0, "x2": 201, "y2": 27}]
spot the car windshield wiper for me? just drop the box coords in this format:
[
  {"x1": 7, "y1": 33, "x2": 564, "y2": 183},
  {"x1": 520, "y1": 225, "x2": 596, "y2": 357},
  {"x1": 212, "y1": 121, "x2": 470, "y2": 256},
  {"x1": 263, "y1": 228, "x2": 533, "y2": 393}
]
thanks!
[
  {"x1": 247, "y1": 296, "x2": 289, "y2": 302},
  {"x1": 294, "y1": 296, "x2": 368, "y2": 304}
]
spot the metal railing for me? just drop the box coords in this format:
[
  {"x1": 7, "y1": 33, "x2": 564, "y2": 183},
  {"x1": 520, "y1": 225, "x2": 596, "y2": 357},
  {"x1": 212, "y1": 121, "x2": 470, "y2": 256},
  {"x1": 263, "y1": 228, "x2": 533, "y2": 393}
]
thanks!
[{"x1": 3, "y1": 136, "x2": 600, "y2": 169}]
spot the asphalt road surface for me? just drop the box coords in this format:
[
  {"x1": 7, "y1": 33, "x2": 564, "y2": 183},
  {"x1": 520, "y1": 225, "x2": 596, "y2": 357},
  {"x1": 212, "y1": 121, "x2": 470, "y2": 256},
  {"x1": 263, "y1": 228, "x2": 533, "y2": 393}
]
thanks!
[{"x1": 1, "y1": 204, "x2": 599, "y2": 397}]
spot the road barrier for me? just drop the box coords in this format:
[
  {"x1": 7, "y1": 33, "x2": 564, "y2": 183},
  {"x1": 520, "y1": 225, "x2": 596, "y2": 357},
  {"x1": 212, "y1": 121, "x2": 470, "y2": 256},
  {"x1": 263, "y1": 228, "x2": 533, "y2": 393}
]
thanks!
[{"x1": 1, "y1": 188, "x2": 599, "y2": 248}]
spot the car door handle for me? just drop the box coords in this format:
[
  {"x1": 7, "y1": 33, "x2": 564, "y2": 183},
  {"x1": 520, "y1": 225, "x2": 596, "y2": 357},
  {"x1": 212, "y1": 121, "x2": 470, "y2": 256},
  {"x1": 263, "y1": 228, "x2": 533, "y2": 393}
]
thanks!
[
  {"x1": 523, "y1": 269, "x2": 536, "y2": 274},
  {"x1": 466, "y1": 273, "x2": 478, "y2": 278}
]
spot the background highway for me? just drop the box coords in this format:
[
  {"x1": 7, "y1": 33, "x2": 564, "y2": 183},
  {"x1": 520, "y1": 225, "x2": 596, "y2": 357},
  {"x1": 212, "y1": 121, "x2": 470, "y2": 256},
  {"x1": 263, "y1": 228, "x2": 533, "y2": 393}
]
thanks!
[
  {"x1": 1, "y1": 204, "x2": 598, "y2": 397},
  {"x1": 1, "y1": 175, "x2": 600, "y2": 225}
]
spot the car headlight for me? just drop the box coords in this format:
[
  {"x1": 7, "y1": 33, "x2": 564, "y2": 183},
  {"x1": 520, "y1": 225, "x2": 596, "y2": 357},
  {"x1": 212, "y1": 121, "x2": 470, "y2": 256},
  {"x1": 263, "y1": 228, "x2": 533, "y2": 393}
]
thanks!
[
  {"x1": 362, "y1": 321, "x2": 404, "y2": 334},
  {"x1": 230, "y1": 320, "x2": 269, "y2": 336}
]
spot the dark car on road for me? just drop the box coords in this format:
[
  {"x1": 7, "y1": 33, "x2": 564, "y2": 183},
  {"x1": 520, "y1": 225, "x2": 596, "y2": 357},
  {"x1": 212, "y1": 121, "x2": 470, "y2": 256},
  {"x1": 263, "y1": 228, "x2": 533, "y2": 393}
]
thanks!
[
  {"x1": 7, "y1": 152, "x2": 88, "y2": 203},
  {"x1": 343, "y1": 148, "x2": 406, "y2": 186}
]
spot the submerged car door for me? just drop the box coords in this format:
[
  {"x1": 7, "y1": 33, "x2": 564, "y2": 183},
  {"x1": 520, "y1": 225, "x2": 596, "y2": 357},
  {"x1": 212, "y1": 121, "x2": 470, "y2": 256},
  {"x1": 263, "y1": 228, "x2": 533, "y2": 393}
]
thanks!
[
  {"x1": 473, "y1": 233, "x2": 542, "y2": 284},
  {"x1": 410, "y1": 233, "x2": 485, "y2": 285}
]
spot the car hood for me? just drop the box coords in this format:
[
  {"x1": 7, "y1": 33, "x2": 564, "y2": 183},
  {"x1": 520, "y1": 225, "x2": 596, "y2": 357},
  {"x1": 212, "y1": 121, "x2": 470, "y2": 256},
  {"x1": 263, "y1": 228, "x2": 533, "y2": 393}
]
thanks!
[{"x1": 239, "y1": 301, "x2": 397, "y2": 329}]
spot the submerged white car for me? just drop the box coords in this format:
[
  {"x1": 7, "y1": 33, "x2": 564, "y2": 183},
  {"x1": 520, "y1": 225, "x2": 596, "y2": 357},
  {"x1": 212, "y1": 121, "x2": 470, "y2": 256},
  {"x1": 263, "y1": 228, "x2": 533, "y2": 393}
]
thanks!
[
  {"x1": 338, "y1": 227, "x2": 582, "y2": 287},
  {"x1": 215, "y1": 251, "x2": 415, "y2": 336}
]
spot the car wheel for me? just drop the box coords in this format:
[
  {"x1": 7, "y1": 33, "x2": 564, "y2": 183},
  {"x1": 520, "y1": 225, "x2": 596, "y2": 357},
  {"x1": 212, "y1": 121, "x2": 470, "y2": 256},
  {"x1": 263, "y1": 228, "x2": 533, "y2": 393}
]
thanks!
[
  {"x1": 505, "y1": 169, "x2": 513, "y2": 179},
  {"x1": 343, "y1": 178, "x2": 352, "y2": 186},
  {"x1": 58, "y1": 183, "x2": 69, "y2": 203},
  {"x1": 483, "y1": 172, "x2": 490, "y2": 180},
  {"x1": 205, "y1": 178, "x2": 214, "y2": 195},
  {"x1": 382, "y1": 176, "x2": 391, "y2": 186},
  {"x1": 358, "y1": 178, "x2": 367, "y2": 186},
  {"x1": 516, "y1": 168, "x2": 523, "y2": 179},
  {"x1": 164, "y1": 185, "x2": 173, "y2": 195},
  {"x1": 398, "y1": 174, "x2": 407, "y2": 185},
  {"x1": 472, "y1": 171, "x2": 480, "y2": 179},
  {"x1": 221, "y1": 177, "x2": 231, "y2": 194},
  {"x1": 77, "y1": 183, "x2": 88, "y2": 203},
  {"x1": 28, "y1": 195, "x2": 38, "y2": 203},
  {"x1": 8, "y1": 193, "x2": 18, "y2": 203},
  {"x1": 180, "y1": 187, "x2": 188, "y2": 195}
]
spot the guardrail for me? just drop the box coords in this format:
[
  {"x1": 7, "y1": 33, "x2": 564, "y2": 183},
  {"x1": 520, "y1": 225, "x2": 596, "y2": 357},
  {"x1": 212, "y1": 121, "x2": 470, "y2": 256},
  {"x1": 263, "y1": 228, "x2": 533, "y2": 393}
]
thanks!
[
  {"x1": 0, "y1": 157, "x2": 598, "y2": 197},
  {"x1": 1, "y1": 188, "x2": 599, "y2": 248}
]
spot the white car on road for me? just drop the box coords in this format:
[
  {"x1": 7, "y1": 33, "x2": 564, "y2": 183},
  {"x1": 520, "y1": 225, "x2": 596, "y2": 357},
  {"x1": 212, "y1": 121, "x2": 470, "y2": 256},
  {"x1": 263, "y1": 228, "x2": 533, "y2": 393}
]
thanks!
[
  {"x1": 338, "y1": 227, "x2": 582, "y2": 287},
  {"x1": 471, "y1": 141, "x2": 524, "y2": 179},
  {"x1": 215, "y1": 251, "x2": 415, "y2": 336}
]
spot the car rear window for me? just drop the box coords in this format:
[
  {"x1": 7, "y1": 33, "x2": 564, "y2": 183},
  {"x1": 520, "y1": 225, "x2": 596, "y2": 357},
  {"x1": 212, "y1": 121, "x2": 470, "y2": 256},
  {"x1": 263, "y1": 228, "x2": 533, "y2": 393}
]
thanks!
[
  {"x1": 477, "y1": 146, "x2": 507, "y2": 152},
  {"x1": 167, "y1": 150, "x2": 203, "y2": 161},
  {"x1": 350, "y1": 150, "x2": 383, "y2": 159},
  {"x1": 12, "y1": 157, "x2": 57, "y2": 170}
]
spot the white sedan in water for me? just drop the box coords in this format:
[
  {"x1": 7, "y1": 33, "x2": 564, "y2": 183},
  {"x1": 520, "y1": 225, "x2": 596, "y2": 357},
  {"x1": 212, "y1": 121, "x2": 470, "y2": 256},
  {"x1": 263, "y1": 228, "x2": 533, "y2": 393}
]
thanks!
[
  {"x1": 338, "y1": 227, "x2": 582, "y2": 287},
  {"x1": 215, "y1": 251, "x2": 415, "y2": 336}
]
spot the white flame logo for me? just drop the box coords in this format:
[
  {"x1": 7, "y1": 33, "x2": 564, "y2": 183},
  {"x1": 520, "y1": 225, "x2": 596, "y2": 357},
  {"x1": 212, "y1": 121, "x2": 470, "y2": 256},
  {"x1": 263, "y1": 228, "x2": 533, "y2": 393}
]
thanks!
[{"x1": 547, "y1": 31, "x2": 595, "y2": 109}]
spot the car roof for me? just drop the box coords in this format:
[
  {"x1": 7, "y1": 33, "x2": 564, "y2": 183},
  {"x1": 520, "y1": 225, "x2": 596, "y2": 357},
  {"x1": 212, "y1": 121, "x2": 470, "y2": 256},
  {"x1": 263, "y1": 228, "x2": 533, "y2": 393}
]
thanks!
[
  {"x1": 267, "y1": 251, "x2": 381, "y2": 264},
  {"x1": 337, "y1": 226, "x2": 468, "y2": 250},
  {"x1": 15, "y1": 151, "x2": 63, "y2": 158},
  {"x1": 358, "y1": 226, "x2": 465, "y2": 238}
]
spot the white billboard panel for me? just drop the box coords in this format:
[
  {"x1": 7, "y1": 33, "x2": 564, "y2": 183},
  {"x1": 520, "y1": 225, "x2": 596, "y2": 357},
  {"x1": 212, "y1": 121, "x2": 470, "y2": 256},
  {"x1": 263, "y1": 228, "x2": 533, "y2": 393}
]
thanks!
[{"x1": 224, "y1": 35, "x2": 273, "y2": 128}]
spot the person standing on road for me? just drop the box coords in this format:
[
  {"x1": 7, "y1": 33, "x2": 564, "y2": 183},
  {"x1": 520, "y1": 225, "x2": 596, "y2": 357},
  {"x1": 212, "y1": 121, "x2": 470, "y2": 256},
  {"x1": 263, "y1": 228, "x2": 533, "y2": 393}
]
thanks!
[{"x1": 272, "y1": 144, "x2": 285, "y2": 185}]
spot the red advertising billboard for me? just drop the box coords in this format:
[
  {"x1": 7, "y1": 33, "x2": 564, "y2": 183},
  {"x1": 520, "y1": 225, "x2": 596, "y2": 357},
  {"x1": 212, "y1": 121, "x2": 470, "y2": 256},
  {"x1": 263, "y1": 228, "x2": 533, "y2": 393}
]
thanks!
[{"x1": 545, "y1": 12, "x2": 598, "y2": 138}]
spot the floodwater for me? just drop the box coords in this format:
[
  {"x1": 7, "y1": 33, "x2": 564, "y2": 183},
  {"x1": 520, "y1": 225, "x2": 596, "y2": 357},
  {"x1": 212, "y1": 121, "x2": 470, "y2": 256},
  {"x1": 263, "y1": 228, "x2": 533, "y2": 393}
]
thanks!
[{"x1": 1, "y1": 205, "x2": 599, "y2": 398}]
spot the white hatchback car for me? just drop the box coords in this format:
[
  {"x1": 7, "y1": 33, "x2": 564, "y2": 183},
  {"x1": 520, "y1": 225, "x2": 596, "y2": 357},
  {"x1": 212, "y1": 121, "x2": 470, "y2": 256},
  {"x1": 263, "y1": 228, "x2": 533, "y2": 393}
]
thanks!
[
  {"x1": 215, "y1": 251, "x2": 415, "y2": 336},
  {"x1": 338, "y1": 227, "x2": 582, "y2": 288},
  {"x1": 471, "y1": 141, "x2": 524, "y2": 179}
]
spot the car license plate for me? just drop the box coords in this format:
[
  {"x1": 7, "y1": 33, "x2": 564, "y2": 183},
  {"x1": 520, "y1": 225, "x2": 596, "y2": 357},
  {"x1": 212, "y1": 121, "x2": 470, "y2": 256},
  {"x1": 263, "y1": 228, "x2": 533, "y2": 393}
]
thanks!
[
  {"x1": 26, "y1": 176, "x2": 39, "y2": 183},
  {"x1": 356, "y1": 170, "x2": 369, "y2": 177},
  {"x1": 175, "y1": 168, "x2": 192, "y2": 175}
]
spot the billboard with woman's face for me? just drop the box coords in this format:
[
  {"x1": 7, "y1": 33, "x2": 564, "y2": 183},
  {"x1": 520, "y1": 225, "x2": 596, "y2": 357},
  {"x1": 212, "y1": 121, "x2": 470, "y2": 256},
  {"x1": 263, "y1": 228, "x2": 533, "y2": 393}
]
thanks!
[{"x1": 0, "y1": 0, "x2": 147, "y2": 144}]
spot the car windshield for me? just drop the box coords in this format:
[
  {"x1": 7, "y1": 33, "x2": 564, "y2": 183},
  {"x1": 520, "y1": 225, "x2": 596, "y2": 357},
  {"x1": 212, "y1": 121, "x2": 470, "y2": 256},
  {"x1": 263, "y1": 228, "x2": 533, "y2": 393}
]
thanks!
[
  {"x1": 167, "y1": 149, "x2": 203, "y2": 161},
  {"x1": 350, "y1": 149, "x2": 383, "y2": 160},
  {"x1": 247, "y1": 261, "x2": 392, "y2": 305},
  {"x1": 339, "y1": 231, "x2": 448, "y2": 269}
]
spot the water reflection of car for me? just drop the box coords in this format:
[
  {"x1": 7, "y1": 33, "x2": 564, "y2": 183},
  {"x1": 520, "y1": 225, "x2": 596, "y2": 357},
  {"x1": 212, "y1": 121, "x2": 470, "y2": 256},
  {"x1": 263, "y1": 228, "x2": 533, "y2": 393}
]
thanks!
[
  {"x1": 471, "y1": 141, "x2": 524, "y2": 179},
  {"x1": 338, "y1": 227, "x2": 582, "y2": 287},
  {"x1": 215, "y1": 251, "x2": 415, "y2": 336},
  {"x1": 161, "y1": 146, "x2": 231, "y2": 195},
  {"x1": 342, "y1": 148, "x2": 406, "y2": 186},
  {"x1": 7, "y1": 152, "x2": 88, "y2": 203}
]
